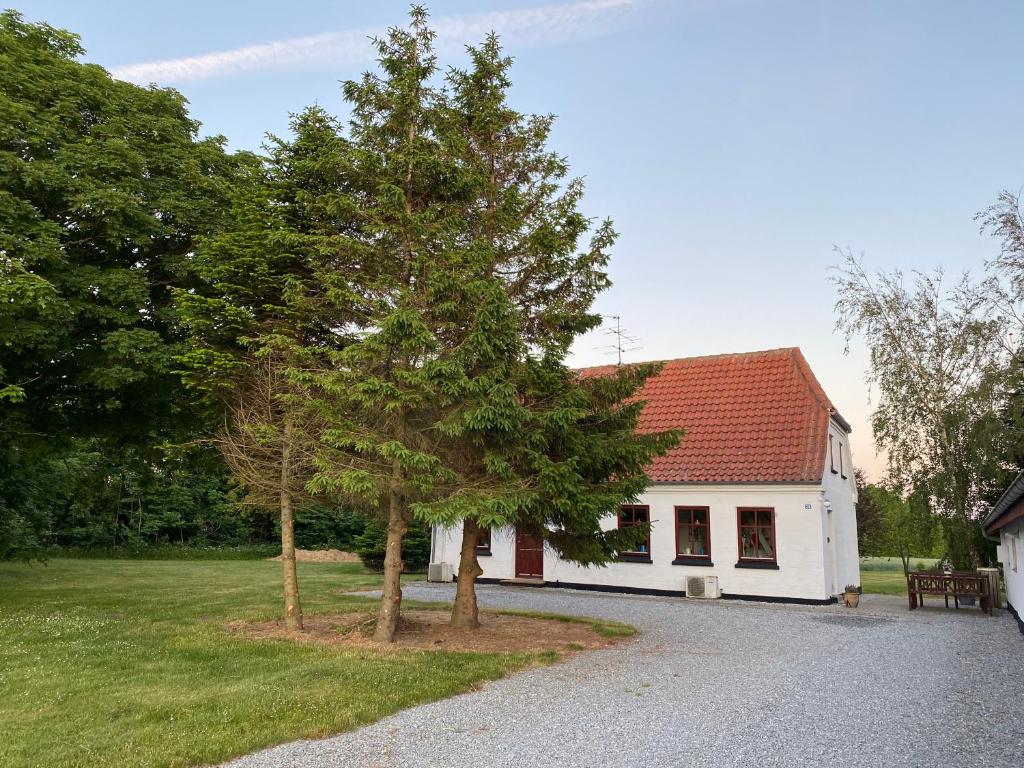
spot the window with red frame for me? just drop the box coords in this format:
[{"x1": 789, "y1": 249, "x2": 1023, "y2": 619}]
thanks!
[
  {"x1": 475, "y1": 527, "x2": 491, "y2": 555},
  {"x1": 675, "y1": 507, "x2": 710, "y2": 559},
  {"x1": 737, "y1": 507, "x2": 776, "y2": 562},
  {"x1": 618, "y1": 505, "x2": 650, "y2": 557}
]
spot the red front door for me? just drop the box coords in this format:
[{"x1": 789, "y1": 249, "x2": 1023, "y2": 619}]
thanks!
[{"x1": 515, "y1": 530, "x2": 544, "y2": 579}]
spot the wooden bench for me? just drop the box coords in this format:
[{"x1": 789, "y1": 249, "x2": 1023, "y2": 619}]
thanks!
[{"x1": 907, "y1": 571, "x2": 992, "y2": 615}]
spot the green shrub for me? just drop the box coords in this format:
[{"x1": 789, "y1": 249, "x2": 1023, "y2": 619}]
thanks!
[
  {"x1": 293, "y1": 506, "x2": 370, "y2": 550},
  {"x1": 354, "y1": 517, "x2": 431, "y2": 573}
]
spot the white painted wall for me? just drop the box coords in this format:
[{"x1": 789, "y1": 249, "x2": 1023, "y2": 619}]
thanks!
[
  {"x1": 434, "y1": 482, "x2": 849, "y2": 601},
  {"x1": 822, "y1": 419, "x2": 861, "y2": 594},
  {"x1": 996, "y1": 519, "x2": 1024, "y2": 617}
]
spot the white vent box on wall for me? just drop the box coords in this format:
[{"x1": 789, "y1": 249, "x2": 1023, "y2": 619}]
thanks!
[
  {"x1": 686, "y1": 575, "x2": 721, "y2": 599},
  {"x1": 427, "y1": 562, "x2": 453, "y2": 582}
]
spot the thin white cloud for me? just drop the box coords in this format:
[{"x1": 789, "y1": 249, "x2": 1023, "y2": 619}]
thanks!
[{"x1": 111, "y1": 0, "x2": 646, "y2": 85}]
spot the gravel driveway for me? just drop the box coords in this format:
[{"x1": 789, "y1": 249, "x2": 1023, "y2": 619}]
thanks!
[{"x1": 223, "y1": 583, "x2": 1024, "y2": 768}]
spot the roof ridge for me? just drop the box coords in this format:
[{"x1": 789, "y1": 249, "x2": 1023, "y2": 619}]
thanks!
[
  {"x1": 983, "y1": 470, "x2": 1024, "y2": 533},
  {"x1": 787, "y1": 348, "x2": 832, "y2": 410},
  {"x1": 786, "y1": 348, "x2": 852, "y2": 433},
  {"x1": 784, "y1": 349, "x2": 835, "y2": 479},
  {"x1": 575, "y1": 347, "x2": 800, "y2": 372}
]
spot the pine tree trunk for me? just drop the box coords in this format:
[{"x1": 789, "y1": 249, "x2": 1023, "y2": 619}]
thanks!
[
  {"x1": 280, "y1": 487, "x2": 303, "y2": 630},
  {"x1": 374, "y1": 486, "x2": 408, "y2": 643},
  {"x1": 280, "y1": 418, "x2": 302, "y2": 630},
  {"x1": 450, "y1": 518, "x2": 483, "y2": 629}
]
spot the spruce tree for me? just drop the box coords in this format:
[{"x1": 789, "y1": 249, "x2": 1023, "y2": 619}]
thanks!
[
  {"x1": 433, "y1": 34, "x2": 679, "y2": 628},
  {"x1": 305, "y1": 9, "x2": 472, "y2": 642},
  {"x1": 176, "y1": 107, "x2": 357, "y2": 629},
  {"x1": 307, "y1": 14, "x2": 678, "y2": 637}
]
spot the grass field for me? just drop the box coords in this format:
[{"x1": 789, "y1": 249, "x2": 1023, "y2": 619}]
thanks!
[
  {"x1": 860, "y1": 569, "x2": 910, "y2": 595},
  {"x1": 859, "y1": 556, "x2": 941, "y2": 595},
  {"x1": 0, "y1": 559, "x2": 583, "y2": 768}
]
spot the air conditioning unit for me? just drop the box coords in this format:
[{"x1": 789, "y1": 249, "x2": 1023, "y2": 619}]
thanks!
[
  {"x1": 427, "y1": 562, "x2": 453, "y2": 582},
  {"x1": 686, "y1": 575, "x2": 720, "y2": 599}
]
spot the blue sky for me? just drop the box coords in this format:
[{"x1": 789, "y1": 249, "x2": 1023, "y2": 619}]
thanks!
[{"x1": 19, "y1": 0, "x2": 1024, "y2": 478}]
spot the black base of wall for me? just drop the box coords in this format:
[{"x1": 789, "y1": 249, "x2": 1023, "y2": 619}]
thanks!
[
  {"x1": 546, "y1": 580, "x2": 686, "y2": 598},
  {"x1": 462, "y1": 576, "x2": 837, "y2": 606},
  {"x1": 1007, "y1": 601, "x2": 1024, "y2": 635},
  {"x1": 720, "y1": 591, "x2": 837, "y2": 606}
]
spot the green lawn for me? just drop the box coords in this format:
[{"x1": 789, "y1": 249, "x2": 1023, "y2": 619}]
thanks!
[
  {"x1": 0, "y1": 559, "x2": 556, "y2": 768},
  {"x1": 860, "y1": 569, "x2": 910, "y2": 595},
  {"x1": 859, "y1": 556, "x2": 941, "y2": 595}
]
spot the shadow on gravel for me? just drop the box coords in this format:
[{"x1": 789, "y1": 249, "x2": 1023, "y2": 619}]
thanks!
[{"x1": 808, "y1": 614, "x2": 897, "y2": 628}]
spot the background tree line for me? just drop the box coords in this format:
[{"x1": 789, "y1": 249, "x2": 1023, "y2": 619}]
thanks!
[{"x1": 0, "y1": 11, "x2": 382, "y2": 562}]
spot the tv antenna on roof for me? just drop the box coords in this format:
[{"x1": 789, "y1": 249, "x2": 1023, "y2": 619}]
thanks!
[{"x1": 596, "y1": 314, "x2": 641, "y2": 366}]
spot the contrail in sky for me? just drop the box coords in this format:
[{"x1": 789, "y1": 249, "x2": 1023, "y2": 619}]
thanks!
[{"x1": 111, "y1": 0, "x2": 647, "y2": 84}]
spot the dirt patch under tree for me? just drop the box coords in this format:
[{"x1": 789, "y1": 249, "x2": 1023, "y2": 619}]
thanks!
[
  {"x1": 267, "y1": 549, "x2": 361, "y2": 563},
  {"x1": 227, "y1": 609, "x2": 633, "y2": 655}
]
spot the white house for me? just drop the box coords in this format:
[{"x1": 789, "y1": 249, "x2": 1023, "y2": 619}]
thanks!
[
  {"x1": 983, "y1": 473, "x2": 1024, "y2": 634},
  {"x1": 429, "y1": 347, "x2": 860, "y2": 604}
]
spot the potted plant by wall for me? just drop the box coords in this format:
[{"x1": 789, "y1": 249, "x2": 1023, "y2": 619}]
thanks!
[{"x1": 843, "y1": 584, "x2": 861, "y2": 608}]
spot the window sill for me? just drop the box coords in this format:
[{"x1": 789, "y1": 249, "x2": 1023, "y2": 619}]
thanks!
[
  {"x1": 735, "y1": 560, "x2": 779, "y2": 570},
  {"x1": 475, "y1": 551, "x2": 492, "y2": 557},
  {"x1": 618, "y1": 554, "x2": 653, "y2": 564},
  {"x1": 672, "y1": 557, "x2": 714, "y2": 567}
]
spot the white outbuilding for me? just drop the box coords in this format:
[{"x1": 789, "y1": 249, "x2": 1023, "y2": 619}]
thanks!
[
  {"x1": 429, "y1": 347, "x2": 860, "y2": 604},
  {"x1": 983, "y1": 472, "x2": 1024, "y2": 634}
]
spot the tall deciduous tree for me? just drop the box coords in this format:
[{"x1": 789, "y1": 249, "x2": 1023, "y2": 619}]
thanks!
[
  {"x1": 177, "y1": 108, "x2": 358, "y2": 629},
  {"x1": 874, "y1": 485, "x2": 938, "y2": 577},
  {"x1": 978, "y1": 189, "x2": 1024, "y2": 320},
  {"x1": 832, "y1": 251, "x2": 1011, "y2": 566},
  {"x1": 0, "y1": 11, "x2": 236, "y2": 441},
  {"x1": 853, "y1": 469, "x2": 885, "y2": 556},
  {"x1": 978, "y1": 190, "x2": 1024, "y2": 479},
  {"x1": 0, "y1": 12, "x2": 237, "y2": 557}
]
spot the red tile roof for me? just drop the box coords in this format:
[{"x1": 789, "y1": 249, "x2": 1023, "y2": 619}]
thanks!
[{"x1": 579, "y1": 348, "x2": 849, "y2": 484}]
